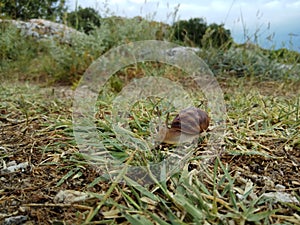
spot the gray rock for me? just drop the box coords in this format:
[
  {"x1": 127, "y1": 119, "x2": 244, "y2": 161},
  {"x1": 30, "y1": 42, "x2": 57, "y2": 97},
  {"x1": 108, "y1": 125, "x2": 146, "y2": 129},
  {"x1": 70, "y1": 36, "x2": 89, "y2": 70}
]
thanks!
[{"x1": 0, "y1": 18, "x2": 86, "y2": 44}]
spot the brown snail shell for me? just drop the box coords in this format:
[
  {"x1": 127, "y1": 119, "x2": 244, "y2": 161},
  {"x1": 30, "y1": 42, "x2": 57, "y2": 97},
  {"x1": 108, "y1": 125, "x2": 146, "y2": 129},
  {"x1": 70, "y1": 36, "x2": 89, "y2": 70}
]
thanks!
[{"x1": 156, "y1": 106, "x2": 210, "y2": 144}]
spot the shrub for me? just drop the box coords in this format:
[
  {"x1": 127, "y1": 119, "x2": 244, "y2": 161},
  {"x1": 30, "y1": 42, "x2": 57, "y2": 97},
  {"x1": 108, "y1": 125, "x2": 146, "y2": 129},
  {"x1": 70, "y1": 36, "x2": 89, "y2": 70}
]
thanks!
[
  {"x1": 172, "y1": 17, "x2": 207, "y2": 46},
  {"x1": 0, "y1": 23, "x2": 41, "y2": 78},
  {"x1": 201, "y1": 23, "x2": 233, "y2": 49},
  {"x1": 67, "y1": 7, "x2": 101, "y2": 34},
  {"x1": 1, "y1": 0, "x2": 66, "y2": 21}
]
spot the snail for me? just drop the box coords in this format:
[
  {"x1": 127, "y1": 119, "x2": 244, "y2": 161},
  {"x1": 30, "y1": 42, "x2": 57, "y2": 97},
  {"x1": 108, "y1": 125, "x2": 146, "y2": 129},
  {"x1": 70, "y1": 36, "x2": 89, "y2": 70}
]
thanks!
[{"x1": 155, "y1": 106, "x2": 210, "y2": 144}]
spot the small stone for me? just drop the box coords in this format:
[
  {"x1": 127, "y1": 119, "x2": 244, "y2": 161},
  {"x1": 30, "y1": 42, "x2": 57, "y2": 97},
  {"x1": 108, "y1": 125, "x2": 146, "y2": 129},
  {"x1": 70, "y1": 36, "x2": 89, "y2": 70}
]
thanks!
[
  {"x1": 3, "y1": 215, "x2": 28, "y2": 225},
  {"x1": 262, "y1": 192, "x2": 299, "y2": 203},
  {"x1": 275, "y1": 184, "x2": 286, "y2": 190},
  {"x1": 1, "y1": 162, "x2": 29, "y2": 174}
]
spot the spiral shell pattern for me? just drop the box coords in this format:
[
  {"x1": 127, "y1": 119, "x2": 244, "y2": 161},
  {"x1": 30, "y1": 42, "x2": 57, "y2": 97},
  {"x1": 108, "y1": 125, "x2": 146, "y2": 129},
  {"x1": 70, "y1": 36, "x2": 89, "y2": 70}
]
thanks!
[{"x1": 170, "y1": 107, "x2": 210, "y2": 134}]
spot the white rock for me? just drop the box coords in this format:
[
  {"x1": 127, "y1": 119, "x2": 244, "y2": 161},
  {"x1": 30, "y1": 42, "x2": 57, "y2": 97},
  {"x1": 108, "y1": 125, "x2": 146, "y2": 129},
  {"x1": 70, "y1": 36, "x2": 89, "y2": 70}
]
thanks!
[
  {"x1": 262, "y1": 191, "x2": 299, "y2": 203},
  {"x1": 0, "y1": 161, "x2": 29, "y2": 174}
]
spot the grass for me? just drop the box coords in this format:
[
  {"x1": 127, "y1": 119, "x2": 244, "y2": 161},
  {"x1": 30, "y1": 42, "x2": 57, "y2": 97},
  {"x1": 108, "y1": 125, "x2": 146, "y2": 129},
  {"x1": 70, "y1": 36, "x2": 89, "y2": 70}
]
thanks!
[
  {"x1": 0, "y1": 9, "x2": 300, "y2": 225},
  {"x1": 1, "y1": 74, "x2": 299, "y2": 224}
]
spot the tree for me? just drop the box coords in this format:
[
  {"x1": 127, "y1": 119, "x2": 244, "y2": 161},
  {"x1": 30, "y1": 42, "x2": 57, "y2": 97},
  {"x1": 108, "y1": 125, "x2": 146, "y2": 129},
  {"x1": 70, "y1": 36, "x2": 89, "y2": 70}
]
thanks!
[
  {"x1": 201, "y1": 23, "x2": 232, "y2": 48},
  {"x1": 172, "y1": 18, "x2": 207, "y2": 46},
  {"x1": 0, "y1": 0, "x2": 67, "y2": 21},
  {"x1": 67, "y1": 7, "x2": 101, "y2": 34}
]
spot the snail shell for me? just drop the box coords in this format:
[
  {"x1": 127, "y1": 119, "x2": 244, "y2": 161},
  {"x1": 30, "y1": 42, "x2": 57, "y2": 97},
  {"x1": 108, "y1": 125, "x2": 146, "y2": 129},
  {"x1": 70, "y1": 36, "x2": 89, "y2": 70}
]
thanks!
[{"x1": 156, "y1": 106, "x2": 210, "y2": 144}]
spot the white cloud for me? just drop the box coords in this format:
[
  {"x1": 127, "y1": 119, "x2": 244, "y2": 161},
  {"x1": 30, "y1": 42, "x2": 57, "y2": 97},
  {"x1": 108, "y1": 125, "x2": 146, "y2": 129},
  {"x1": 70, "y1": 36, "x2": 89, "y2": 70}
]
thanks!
[
  {"x1": 264, "y1": 0, "x2": 281, "y2": 8},
  {"x1": 287, "y1": 0, "x2": 300, "y2": 7}
]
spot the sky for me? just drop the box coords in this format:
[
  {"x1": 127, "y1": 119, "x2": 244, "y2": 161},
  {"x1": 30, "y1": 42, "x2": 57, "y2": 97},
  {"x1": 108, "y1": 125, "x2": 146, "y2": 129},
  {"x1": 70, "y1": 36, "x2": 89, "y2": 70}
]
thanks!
[{"x1": 68, "y1": 0, "x2": 300, "y2": 52}]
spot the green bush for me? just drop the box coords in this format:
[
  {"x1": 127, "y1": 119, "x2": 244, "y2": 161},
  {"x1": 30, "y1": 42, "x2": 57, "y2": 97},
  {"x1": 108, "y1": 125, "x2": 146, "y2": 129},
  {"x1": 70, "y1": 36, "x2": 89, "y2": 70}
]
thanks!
[
  {"x1": 93, "y1": 16, "x2": 171, "y2": 49},
  {"x1": 199, "y1": 44, "x2": 300, "y2": 80},
  {"x1": 44, "y1": 16, "x2": 170, "y2": 84},
  {"x1": 172, "y1": 17, "x2": 207, "y2": 46},
  {"x1": 0, "y1": 23, "x2": 41, "y2": 77},
  {"x1": 201, "y1": 23, "x2": 233, "y2": 49},
  {"x1": 172, "y1": 18, "x2": 232, "y2": 49},
  {"x1": 67, "y1": 6, "x2": 101, "y2": 34},
  {"x1": 1, "y1": 0, "x2": 66, "y2": 21},
  {"x1": 0, "y1": 23, "x2": 28, "y2": 63}
]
